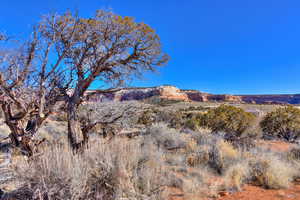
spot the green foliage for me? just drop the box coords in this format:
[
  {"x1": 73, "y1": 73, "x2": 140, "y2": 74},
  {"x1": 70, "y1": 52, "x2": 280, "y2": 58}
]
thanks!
[
  {"x1": 179, "y1": 106, "x2": 208, "y2": 112},
  {"x1": 183, "y1": 113, "x2": 203, "y2": 131},
  {"x1": 260, "y1": 106, "x2": 300, "y2": 141},
  {"x1": 137, "y1": 109, "x2": 183, "y2": 128},
  {"x1": 137, "y1": 109, "x2": 159, "y2": 126},
  {"x1": 199, "y1": 105, "x2": 256, "y2": 136}
]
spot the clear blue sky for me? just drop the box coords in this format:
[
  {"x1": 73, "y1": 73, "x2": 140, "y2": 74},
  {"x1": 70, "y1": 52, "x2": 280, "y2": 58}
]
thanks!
[{"x1": 1, "y1": 0, "x2": 300, "y2": 94}]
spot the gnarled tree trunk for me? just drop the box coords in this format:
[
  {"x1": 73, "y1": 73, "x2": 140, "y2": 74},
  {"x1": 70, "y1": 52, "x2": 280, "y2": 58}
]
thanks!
[
  {"x1": 1, "y1": 102, "x2": 46, "y2": 156},
  {"x1": 67, "y1": 97, "x2": 89, "y2": 151},
  {"x1": 1, "y1": 103, "x2": 24, "y2": 147}
]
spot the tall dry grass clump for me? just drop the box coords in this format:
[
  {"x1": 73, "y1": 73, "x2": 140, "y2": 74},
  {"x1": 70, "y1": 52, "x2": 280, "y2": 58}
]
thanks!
[
  {"x1": 224, "y1": 162, "x2": 250, "y2": 191},
  {"x1": 248, "y1": 150, "x2": 297, "y2": 189},
  {"x1": 223, "y1": 148, "x2": 299, "y2": 191},
  {"x1": 185, "y1": 132, "x2": 240, "y2": 175},
  {"x1": 12, "y1": 137, "x2": 170, "y2": 200}
]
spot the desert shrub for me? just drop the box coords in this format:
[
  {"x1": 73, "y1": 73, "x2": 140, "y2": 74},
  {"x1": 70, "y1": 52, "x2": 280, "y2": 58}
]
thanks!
[
  {"x1": 165, "y1": 154, "x2": 186, "y2": 167},
  {"x1": 224, "y1": 162, "x2": 250, "y2": 191},
  {"x1": 199, "y1": 104, "x2": 256, "y2": 137},
  {"x1": 186, "y1": 128, "x2": 240, "y2": 172},
  {"x1": 224, "y1": 149, "x2": 298, "y2": 191},
  {"x1": 242, "y1": 115, "x2": 264, "y2": 139},
  {"x1": 138, "y1": 107, "x2": 206, "y2": 130},
  {"x1": 183, "y1": 113, "x2": 203, "y2": 131},
  {"x1": 145, "y1": 123, "x2": 186, "y2": 151},
  {"x1": 12, "y1": 137, "x2": 170, "y2": 200},
  {"x1": 208, "y1": 140, "x2": 240, "y2": 174},
  {"x1": 168, "y1": 111, "x2": 188, "y2": 129},
  {"x1": 260, "y1": 106, "x2": 300, "y2": 141},
  {"x1": 249, "y1": 152, "x2": 296, "y2": 189},
  {"x1": 184, "y1": 118, "x2": 199, "y2": 131},
  {"x1": 138, "y1": 109, "x2": 188, "y2": 129},
  {"x1": 181, "y1": 171, "x2": 208, "y2": 197},
  {"x1": 186, "y1": 145, "x2": 210, "y2": 167},
  {"x1": 185, "y1": 138, "x2": 239, "y2": 175},
  {"x1": 229, "y1": 136, "x2": 257, "y2": 150},
  {"x1": 137, "y1": 108, "x2": 160, "y2": 126},
  {"x1": 179, "y1": 105, "x2": 207, "y2": 112},
  {"x1": 13, "y1": 146, "x2": 116, "y2": 199},
  {"x1": 285, "y1": 146, "x2": 300, "y2": 177},
  {"x1": 189, "y1": 128, "x2": 213, "y2": 145}
]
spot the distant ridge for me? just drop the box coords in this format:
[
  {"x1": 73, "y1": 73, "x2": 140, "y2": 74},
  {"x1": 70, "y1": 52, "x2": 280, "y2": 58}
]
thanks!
[{"x1": 85, "y1": 85, "x2": 300, "y2": 105}]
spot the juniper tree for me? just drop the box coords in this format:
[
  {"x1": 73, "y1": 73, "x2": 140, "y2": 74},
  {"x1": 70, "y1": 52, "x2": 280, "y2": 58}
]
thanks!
[{"x1": 39, "y1": 10, "x2": 169, "y2": 150}]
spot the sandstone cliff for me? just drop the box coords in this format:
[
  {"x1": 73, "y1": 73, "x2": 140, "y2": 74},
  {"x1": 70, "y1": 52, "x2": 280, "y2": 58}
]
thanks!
[
  {"x1": 86, "y1": 85, "x2": 190, "y2": 102},
  {"x1": 86, "y1": 85, "x2": 241, "y2": 103},
  {"x1": 85, "y1": 85, "x2": 300, "y2": 105}
]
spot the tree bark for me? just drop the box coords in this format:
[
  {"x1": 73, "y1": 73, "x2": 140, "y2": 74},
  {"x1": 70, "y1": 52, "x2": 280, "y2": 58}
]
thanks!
[
  {"x1": 67, "y1": 100, "x2": 88, "y2": 151},
  {"x1": 1, "y1": 103, "x2": 34, "y2": 156}
]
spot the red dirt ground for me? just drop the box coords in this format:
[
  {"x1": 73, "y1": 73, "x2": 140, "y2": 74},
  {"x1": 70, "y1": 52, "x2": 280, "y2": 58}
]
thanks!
[
  {"x1": 257, "y1": 140, "x2": 296, "y2": 152},
  {"x1": 218, "y1": 181, "x2": 300, "y2": 200},
  {"x1": 168, "y1": 182, "x2": 300, "y2": 200}
]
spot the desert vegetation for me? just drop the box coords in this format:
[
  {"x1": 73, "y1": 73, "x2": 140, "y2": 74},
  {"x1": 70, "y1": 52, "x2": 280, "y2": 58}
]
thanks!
[
  {"x1": 199, "y1": 105, "x2": 256, "y2": 137},
  {"x1": 0, "y1": 8, "x2": 169, "y2": 154},
  {"x1": 260, "y1": 106, "x2": 300, "y2": 141},
  {"x1": 1, "y1": 8, "x2": 300, "y2": 200},
  {"x1": 0, "y1": 101, "x2": 300, "y2": 199}
]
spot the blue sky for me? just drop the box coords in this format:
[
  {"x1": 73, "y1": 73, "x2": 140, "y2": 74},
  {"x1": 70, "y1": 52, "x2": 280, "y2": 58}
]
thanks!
[{"x1": 1, "y1": 0, "x2": 300, "y2": 94}]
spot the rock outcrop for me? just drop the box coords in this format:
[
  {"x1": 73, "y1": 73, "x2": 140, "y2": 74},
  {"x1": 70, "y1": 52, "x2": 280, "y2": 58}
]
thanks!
[
  {"x1": 84, "y1": 85, "x2": 300, "y2": 105},
  {"x1": 184, "y1": 90, "x2": 242, "y2": 102},
  {"x1": 184, "y1": 90, "x2": 210, "y2": 102},
  {"x1": 86, "y1": 85, "x2": 190, "y2": 102},
  {"x1": 86, "y1": 85, "x2": 241, "y2": 103},
  {"x1": 207, "y1": 94, "x2": 242, "y2": 102}
]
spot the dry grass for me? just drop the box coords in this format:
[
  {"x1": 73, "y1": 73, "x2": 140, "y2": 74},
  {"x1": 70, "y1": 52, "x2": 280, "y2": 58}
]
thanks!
[
  {"x1": 224, "y1": 162, "x2": 250, "y2": 191},
  {"x1": 145, "y1": 123, "x2": 186, "y2": 151},
  {"x1": 4, "y1": 115, "x2": 300, "y2": 199},
  {"x1": 186, "y1": 145, "x2": 210, "y2": 167},
  {"x1": 185, "y1": 134, "x2": 240, "y2": 174},
  {"x1": 223, "y1": 147, "x2": 298, "y2": 190},
  {"x1": 11, "y1": 137, "x2": 172, "y2": 200},
  {"x1": 249, "y1": 152, "x2": 297, "y2": 189}
]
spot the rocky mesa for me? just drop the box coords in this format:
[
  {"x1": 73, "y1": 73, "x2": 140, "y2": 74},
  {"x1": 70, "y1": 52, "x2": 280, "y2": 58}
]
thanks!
[
  {"x1": 86, "y1": 85, "x2": 190, "y2": 102},
  {"x1": 85, "y1": 85, "x2": 300, "y2": 104}
]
